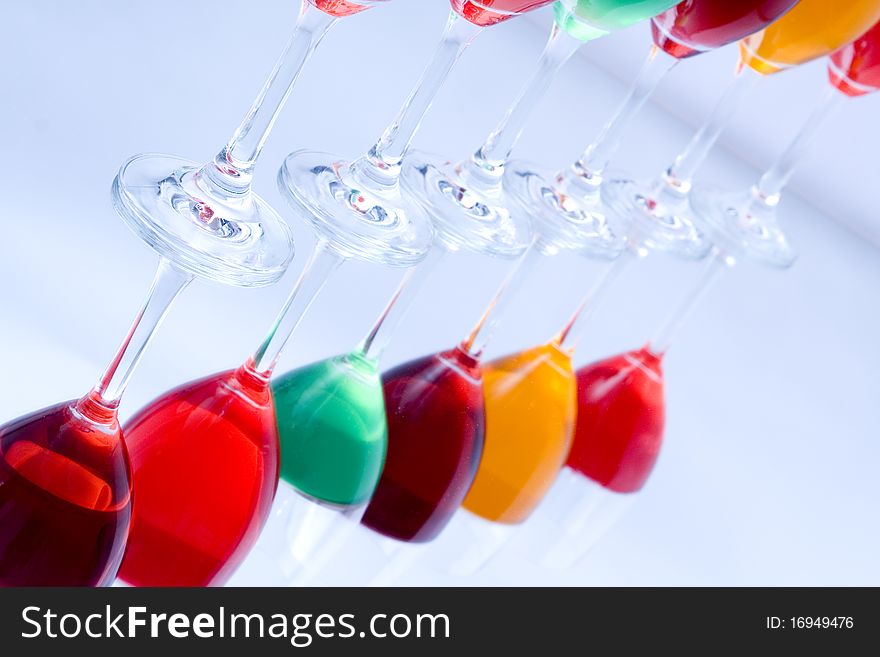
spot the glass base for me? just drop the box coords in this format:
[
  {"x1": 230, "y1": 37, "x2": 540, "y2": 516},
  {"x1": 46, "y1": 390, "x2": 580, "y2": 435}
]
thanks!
[
  {"x1": 690, "y1": 185, "x2": 796, "y2": 269},
  {"x1": 504, "y1": 160, "x2": 624, "y2": 260},
  {"x1": 278, "y1": 150, "x2": 433, "y2": 267},
  {"x1": 112, "y1": 153, "x2": 294, "y2": 287},
  {"x1": 601, "y1": 175, "x2": 712, "y2": 260},
  {"x1": 401, "y1": 150, "x2": 532, "y2": 259}
]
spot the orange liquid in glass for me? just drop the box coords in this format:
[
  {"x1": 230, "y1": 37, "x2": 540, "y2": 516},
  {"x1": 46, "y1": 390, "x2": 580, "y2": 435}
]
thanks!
[
  {"x1": 739, "y1": 0, "x2": 880, "y2": 75},
  {"x1": 462, "y1": 341, "x2": 576, "y2": 524}
]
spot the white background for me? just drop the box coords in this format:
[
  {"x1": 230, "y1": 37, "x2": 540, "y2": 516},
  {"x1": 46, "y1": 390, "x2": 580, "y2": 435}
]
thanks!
[{"x1": 1, "y1": 0, "x2": 878, "y2": 585}]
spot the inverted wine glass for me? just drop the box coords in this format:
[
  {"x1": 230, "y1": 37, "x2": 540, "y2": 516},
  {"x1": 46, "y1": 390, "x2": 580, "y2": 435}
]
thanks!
[
  {"x1": 518, "y1": 244, "x2": 735, "y2": 570},
  {"x1": 112, "y1": 0, "x2": 410, "y2": 589},
  {"x1": 601, "y1": 0, "x2": 880, "y2": 247},
  {"x1": 504, "y1": 0, "x2": 799, "y2": 259}
]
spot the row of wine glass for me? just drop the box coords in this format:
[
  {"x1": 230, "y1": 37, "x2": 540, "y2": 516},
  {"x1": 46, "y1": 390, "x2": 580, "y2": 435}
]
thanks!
[{"x1": 1, "y1": 0, "x2": 878, "y2": 586}]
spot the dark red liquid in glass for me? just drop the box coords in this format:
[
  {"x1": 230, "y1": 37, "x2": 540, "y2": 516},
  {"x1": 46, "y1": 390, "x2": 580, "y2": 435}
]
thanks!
[
  {"x1": 119, "y1": 363, "x2": 279, "y2": 587},
  {"x1": 651, "y1": 0, "x2": 798, "y2": 59},
  {"x1": 450, "y1": 0, "x2": 555, "y2": 27},
  {"x1": 361, "y1": 347, "x2": 484, "y2": 543},
  {"x1": 567, "y1": 346, "x2": 665, "y2": 493},
  {"x1": 829, "y1": 18, "x2": 880, "y2": 96},
  {"x1": 0, "y1": 399, "x2": 131, "y2": 586}
]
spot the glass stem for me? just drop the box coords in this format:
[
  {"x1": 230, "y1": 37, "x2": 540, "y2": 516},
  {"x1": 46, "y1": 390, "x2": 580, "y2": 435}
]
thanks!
[
  {"x1": 355, "y1": 11, "x2": 483, "y2": 188},
  {"x1": 358, "y1": 247, "x2": 447, "y2": 362},
  {"x1": 467, "y1": 23, "x2": 584, "y2": 182},
  {"x1": 460, "y1": 240, "x2": 548, "y2": 360},
  {"x1": 752, "y1": 86, "x2": 844, "y2": 206},
  {"x1": 555, "y1": 252, "x2": 635, "y2": 352},
  {"x1": 250, "y1": 239, "x2": 345, "y2": 377},
  {"x1": 89, "y1": 259, "x2": 194, "y2": 411},
  {"x1": 663, "y1": 63, "x2": 762, "y2": 195},
  {"x1": 206, "y1": 2, "x2": 337, "y2": 194},
  {"x1": 564, "y1": 45, "x2": 678, "y2": 194},
  {"x1": 649, "y1": 249, "x2": 733, "y2": 356}
]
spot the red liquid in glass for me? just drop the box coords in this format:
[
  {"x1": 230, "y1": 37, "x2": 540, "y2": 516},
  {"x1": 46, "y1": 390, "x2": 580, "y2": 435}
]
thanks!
[
  {"x1": 0, "y1": 399, "x2": 131, "y2": 586},
  {"x1": 829, "y1": 18, "x2": 880, "y2": 96},
  {"x1": 361, "y1": 347, "x2": 484, "y2": 543},
  {"x1": 651, "y1": 0, "x2": 798, "y2": 59},
  {"x1": 119, "y1": 363, "x2": 278, "y2": 587},
  {"x1": 308, "y1": 0, "x2": 372, "y2": 17},
  {"x1": 566, "y1": 346, "x2": 665, "y2": 493},
  {"x1": 450, "y1": 0, "x2": 555, "y2": 27}
]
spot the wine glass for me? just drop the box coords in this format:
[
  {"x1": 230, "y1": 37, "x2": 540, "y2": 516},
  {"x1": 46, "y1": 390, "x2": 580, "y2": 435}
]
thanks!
[
  {"x1": 511, "y1": 236, "x2": 746, "y2": 573},
  {"x1": 504, "y1": 0, "x2": 800, "y2": 260},
  {"x1": 520, "y1": 249, "x2": 726, "y2": 570},
  {"x1": 600, "y1": 0, "x2": 880, "y2": 250},
  {"x1": 115, "y1": 1, "x2": 447, "y2": 588},
  {"x1": 0, "y1": 0, "x2": 368, "y2": 586}
]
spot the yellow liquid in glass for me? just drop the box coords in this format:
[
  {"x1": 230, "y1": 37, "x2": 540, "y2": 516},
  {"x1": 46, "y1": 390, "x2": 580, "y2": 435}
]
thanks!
[
  {"x1": 740, "y1": 0, "x2": 880, "y2": 74},
  {"x1": 462, "y1": 341, "x2": 576, "y2": 525}
]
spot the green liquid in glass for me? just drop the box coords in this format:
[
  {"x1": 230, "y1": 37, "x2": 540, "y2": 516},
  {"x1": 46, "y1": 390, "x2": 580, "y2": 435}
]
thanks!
[
  {"x1": 272, "y1": 352, "x2": 387, "y2": 506},
  {"x1": 553, "y1": 0, "x2": 678, "y2": 42}
]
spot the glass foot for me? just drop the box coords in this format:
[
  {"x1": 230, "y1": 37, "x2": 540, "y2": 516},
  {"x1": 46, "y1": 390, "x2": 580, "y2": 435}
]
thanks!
[
  {"x1": 690, "y1": 185, "x2": 795, "y2": 269},
  {"x1": 278, "y1": 150, "x2": 433, "y2": 267},
  {"x1": 401, "y1": 150, "x2": 532, "y2": 259},
  {"x1": 112, "y1": 153, "x2": 294, "y2": 287},
  {"x1": 601, "y1": 176, "x2": 712, "y2": 260},
  {"x1": 504, "y1": 160, "x2": 625, "y2": 260}
]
